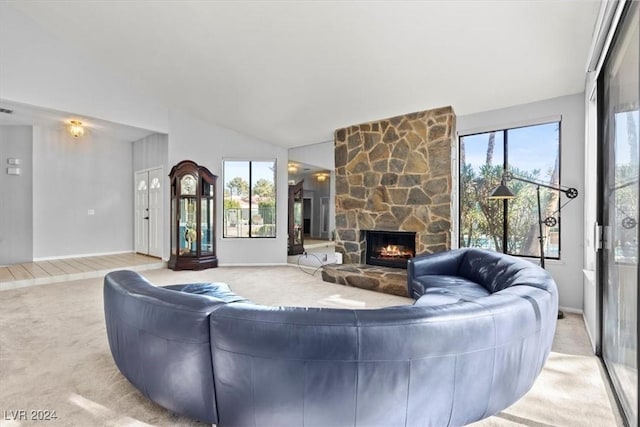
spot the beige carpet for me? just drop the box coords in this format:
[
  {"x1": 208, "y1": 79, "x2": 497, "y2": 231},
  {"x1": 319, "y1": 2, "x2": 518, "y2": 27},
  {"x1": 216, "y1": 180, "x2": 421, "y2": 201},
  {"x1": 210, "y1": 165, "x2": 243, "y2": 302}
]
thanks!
[{"x1": 0, "y1": 266, "x2": 622, "y2": 426}]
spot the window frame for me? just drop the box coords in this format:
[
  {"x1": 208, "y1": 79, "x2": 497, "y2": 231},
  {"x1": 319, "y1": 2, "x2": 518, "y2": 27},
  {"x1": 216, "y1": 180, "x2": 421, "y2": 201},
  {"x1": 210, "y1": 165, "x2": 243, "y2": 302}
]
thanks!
[
  {"x1": 458, "y1": 120, "x2": 563, "y2": 260},
  {"x1": 222, "y1": 159, "x2": 277, "y2": 239}
]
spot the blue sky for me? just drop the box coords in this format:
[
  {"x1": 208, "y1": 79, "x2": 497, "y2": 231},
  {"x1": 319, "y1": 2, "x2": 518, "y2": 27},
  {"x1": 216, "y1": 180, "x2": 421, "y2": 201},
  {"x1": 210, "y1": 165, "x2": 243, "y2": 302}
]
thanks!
[
  {"x1": 223, "y1": 160, "x2": 276, "y2": 187},
  {"x1": 462, "y1": 122, "x2": 559, "y2": 182}
]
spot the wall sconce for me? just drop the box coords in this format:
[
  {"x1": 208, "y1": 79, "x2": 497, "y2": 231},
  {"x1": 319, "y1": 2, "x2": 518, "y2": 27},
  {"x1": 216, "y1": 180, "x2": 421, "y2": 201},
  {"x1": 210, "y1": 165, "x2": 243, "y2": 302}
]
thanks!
[
  {"x1": 69, "y1": 120, "x2": 85, "y2": 138},
  {"x1": 316, "y1": 173, "x2": 328, "y2": 182},
  {"x1": 287, "y1": 163, "x2": 298, "y2": 173}
]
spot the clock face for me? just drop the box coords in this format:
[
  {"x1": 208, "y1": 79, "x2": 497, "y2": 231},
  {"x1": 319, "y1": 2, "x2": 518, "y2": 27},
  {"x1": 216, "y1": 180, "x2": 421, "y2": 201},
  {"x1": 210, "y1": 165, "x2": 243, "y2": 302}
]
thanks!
[{"x1": 180, "y1": 174, "x2": 197, "y2": 195}]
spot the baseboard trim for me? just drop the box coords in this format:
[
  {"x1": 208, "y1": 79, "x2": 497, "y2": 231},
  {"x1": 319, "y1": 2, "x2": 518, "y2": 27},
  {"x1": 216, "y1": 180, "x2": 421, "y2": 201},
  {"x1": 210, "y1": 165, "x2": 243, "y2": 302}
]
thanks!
[
  {"x1": 559, "y1": 306, "x2": 583, "y2": 315},
  {"x1": 33, "y1": 250, "x2": 133, "y2": 262},
  {"x1": 582, "y1": 312, "x2": 597, "y2": 353},
  {"x1": 219, "y1": 262, "x2": 290, "y2": 267}
]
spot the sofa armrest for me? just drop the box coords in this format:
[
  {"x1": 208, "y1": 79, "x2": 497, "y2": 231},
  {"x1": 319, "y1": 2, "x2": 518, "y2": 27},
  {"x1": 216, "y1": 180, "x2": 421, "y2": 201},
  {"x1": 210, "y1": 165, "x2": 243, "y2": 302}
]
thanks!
[
  {"x1": 408, "y1": 249, "x2": 466, "y2": 278},
  {"x1": 407, "y1": 249, "x2": 467, "y2": 298}
]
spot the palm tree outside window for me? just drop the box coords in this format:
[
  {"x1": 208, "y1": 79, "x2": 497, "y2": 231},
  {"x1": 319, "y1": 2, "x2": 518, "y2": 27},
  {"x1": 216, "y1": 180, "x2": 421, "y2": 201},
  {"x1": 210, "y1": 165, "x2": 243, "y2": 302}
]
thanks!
[{"x1": 459, "y1": 122, "x2": 561, "y2": 259}]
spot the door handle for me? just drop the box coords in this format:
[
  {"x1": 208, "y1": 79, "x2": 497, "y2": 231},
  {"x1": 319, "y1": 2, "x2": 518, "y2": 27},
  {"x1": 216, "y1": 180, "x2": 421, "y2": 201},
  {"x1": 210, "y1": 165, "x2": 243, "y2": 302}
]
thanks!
[{"x1": 144, "y1": 216, "x2": 149, "y2": 220}]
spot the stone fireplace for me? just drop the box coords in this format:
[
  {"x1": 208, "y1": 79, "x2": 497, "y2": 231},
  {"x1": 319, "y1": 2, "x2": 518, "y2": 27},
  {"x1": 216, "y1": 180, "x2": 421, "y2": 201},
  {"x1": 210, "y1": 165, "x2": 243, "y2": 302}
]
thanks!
[{"x1": 322, "y1": 106, "x2": 455, "y2": 296}]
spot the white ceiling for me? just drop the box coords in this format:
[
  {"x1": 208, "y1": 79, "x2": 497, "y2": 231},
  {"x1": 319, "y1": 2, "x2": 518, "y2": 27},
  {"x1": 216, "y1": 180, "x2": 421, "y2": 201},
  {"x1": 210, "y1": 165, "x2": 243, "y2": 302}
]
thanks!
[
  {"x1": 8, "y1": 1, "x2": 601, "y2": 148},
  {"x1": 0, "y1": 99, "x2": 156, "y2": 142}
]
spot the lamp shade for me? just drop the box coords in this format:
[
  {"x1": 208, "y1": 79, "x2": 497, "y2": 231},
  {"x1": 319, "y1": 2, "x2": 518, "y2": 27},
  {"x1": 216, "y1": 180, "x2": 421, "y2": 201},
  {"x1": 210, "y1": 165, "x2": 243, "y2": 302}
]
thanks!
[{"x1": 488, "y1": 183, "x2": 516, "y2": 199}]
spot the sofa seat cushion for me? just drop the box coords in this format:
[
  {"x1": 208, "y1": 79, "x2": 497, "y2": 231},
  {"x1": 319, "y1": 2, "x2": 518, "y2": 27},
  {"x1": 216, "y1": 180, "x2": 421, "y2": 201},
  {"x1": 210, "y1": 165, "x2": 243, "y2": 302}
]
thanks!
[
  {"x1": 413, "y1": 290, "x2": 464, "y2": 307},
  {"x1": 164, "y1": 282, "x2": 251, "y2": 304},
  {"x1": 413, "y1": 275, "x2": 491, "y2": 301}
]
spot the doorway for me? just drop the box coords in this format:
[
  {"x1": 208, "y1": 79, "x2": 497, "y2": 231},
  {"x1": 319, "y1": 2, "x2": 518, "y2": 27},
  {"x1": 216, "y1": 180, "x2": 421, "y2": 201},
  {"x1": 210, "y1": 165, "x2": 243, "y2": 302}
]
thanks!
[
  {"x1": 135, "y1": 167, "x2": 163, "y2": 258},
  {"x1": 303, "y1": 197, "x2": 312, "y2": 237}
]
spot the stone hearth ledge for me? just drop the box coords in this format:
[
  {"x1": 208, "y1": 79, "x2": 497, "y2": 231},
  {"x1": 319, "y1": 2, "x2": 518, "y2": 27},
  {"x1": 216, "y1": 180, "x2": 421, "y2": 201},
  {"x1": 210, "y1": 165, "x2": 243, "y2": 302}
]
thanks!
[{"x1": 321, "y1": 264, "x2": 408, "y2": 297}]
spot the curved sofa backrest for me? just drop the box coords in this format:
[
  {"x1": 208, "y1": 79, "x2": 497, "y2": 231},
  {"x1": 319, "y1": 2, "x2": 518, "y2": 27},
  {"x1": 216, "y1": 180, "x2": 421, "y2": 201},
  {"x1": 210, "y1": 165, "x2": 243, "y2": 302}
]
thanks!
[
  {"x1": 103, "y1": 270, "x2": 223, "y2": 424},
  {"x1": 408, "y1": 248, "x2": 556, "y2": 295},
  {"x1": 210, "y1": 274, "x2": 557, "y2": 427},
  {"x1": 458, "y1": 248, "x2": 554, "y2": 293}
]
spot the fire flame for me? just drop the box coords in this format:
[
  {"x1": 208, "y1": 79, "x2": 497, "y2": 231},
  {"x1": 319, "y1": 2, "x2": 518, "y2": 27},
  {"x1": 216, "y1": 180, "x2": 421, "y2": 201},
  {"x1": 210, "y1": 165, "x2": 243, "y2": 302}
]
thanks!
[{"x1": 380, "y1": 245, "x2": 411, "y2": 258}]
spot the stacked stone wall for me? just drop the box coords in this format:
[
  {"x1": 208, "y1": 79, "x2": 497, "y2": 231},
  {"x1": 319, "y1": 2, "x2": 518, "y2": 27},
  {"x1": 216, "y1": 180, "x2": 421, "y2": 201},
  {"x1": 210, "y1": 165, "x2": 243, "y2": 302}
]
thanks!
[{"x1": 334, "y1": 106, "x2": 455, "y2": 264}]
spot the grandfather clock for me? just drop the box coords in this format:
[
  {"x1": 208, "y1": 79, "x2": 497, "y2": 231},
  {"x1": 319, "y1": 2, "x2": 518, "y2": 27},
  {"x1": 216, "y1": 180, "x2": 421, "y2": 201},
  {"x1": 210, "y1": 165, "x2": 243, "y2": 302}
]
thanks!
[{"x1": 168, "y1": 160, "x2": 218, "y2": 270}]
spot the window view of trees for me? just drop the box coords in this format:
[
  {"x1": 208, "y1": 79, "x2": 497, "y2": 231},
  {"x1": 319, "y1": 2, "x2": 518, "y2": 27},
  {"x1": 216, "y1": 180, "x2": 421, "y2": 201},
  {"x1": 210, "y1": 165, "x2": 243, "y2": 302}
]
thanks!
[
  {"x1": 613, "y1": 110, "x2": 639, "y2": 263},
  {"x1": 459, "y1": 122, "x2": 561, "y2": 258},
  {"x1": 223, "y1": 160, "x2": 276, "y2": 238}
]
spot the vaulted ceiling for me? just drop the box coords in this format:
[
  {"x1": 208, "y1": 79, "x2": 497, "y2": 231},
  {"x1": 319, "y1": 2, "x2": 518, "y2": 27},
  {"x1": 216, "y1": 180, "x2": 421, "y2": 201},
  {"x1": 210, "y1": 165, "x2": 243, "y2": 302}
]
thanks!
[{"x1": 6, "y1": 1, "x2": 601, "y2": 148}]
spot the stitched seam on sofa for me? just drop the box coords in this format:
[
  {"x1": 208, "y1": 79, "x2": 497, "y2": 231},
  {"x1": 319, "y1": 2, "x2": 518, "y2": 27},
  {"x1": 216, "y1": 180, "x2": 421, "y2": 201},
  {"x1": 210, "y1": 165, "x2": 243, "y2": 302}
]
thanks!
[
  {"x1": 447, "y1": 354, "x2": 458, "y2": 427},
  {"x1": 114, "y1": 317, "x2": 210, "y2": 344},
  {"x1": 205, "y1": 320, "x2": 219, "y2": 425},
  {"x1": 464, "y1": 299, "x2": 498, "y2": 419},
  {"x1": 116, "y1": 291, "x2": 224, "y2": 314},
  {"x1": 209, "y1": 311, "x2": 498, "y2": 327},
  {"x1": 250, "y1": 357, "x2": 257, "y2": 427},
  {"x1": 302, "y1": 360, "x2": 306, "y2": 426},
  {"x1": 404, "y1": 359, "x2": 411, "y2": 427},
  {"x1": 468, "y1": 297, "x2": 543, "y2": 335},
  {"x1": 111, "y1": 287, "x2": 223, "y2": 317},
  {"x1": 209, "y1": 338, "x2": 537, "y2": 361}
]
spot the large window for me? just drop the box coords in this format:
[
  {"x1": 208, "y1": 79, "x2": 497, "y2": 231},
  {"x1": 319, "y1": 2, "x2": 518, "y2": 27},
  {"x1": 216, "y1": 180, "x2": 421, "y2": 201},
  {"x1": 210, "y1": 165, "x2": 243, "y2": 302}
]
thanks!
[
  {"x1": 223, "y1": 160, "x2": 276, "y2": 238},
  {"x1": 599, "y1": 2, "x2": 639, "y2": 425},
  {"x1": 459, "y1": 122, "x2": 561, "y2": 258}
]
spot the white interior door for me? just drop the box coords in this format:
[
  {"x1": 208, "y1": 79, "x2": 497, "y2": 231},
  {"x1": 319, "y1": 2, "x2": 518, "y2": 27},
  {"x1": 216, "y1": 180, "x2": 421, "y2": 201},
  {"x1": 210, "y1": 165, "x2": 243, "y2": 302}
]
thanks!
[
  {"x1": 134, "y1": 171, "x2": 149, "y2": 254},
  {"x1": 135, "y1": 168, "x2": 163, "y2": 257},
  {"x1": 148, "y1": 168, "x2": 163, "y2": 258}
]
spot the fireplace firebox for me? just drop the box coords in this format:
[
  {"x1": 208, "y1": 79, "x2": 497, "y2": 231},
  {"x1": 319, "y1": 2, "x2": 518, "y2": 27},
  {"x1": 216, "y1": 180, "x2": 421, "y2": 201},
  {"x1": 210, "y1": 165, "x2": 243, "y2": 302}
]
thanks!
[{"x1": 365, "y1": 230, "x2": 416, "y2": 269}]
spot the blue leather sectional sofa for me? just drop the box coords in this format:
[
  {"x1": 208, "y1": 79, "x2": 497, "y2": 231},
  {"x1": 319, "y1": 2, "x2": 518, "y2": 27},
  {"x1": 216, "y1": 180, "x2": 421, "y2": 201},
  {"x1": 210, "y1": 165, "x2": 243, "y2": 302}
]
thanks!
[{"x1": 104, "y1": 248, "x2": 558, "y2": 426}]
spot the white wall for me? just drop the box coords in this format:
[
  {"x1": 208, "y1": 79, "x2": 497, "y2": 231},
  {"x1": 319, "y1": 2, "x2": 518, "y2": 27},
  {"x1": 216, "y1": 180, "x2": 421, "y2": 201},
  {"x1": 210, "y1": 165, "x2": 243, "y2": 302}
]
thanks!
[
  {"x1": 168, "y1": 110, "x2": 289, "y2": 265},
  {"x1": 133, "y1": 133, "x2": 168, "y2": 173},
  {"x1": 457, "y1": 93, "x2": 586, "y2": 311},
  {"x1": 33, "y1": 126, "x2": 134, "y2": 259},
  {"x1": 0, "y1": 126, "x2": 33, "y2": 265}
]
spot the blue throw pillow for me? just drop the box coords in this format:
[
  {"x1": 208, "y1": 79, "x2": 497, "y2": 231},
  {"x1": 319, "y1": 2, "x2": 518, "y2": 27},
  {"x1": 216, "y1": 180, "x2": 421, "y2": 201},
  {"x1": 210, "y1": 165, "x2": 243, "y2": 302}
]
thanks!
[{"x1": 170, "y1": 282, "x2": 251, "y2": 304}]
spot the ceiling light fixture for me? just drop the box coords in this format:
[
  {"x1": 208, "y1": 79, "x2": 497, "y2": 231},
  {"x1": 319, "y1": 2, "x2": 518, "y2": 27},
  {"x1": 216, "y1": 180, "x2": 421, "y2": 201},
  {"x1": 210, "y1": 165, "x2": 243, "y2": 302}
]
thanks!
[
  {"x1": 316, "y1": 173, "x2": 328, "y2": 182},
  {"x1": 69, "y1": 120, "x2": 84, "y2": 138},
  {"x1": 287, "y1": 163, "x2": 298, "y2": 173}
]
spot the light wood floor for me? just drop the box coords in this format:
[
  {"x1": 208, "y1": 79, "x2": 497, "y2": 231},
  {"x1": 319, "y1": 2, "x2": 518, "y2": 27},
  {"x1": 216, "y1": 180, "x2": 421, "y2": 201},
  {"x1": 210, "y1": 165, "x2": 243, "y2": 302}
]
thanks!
[{"x1": 0, "y1": 253, "x2": 164, "y2": 290}]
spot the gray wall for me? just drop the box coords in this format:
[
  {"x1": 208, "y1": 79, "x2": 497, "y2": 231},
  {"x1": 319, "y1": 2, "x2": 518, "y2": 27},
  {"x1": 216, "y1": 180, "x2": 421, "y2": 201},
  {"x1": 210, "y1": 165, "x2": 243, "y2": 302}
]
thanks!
[
  {"x1": 457, "y1": 93, "x2": 585, "y2": 311},
  {"x1": 33, "y1": 126, "x2": 134, "y2": 259},
  {"x1": 0, "y1": 126, "x2": 33, "y2": 265}
]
